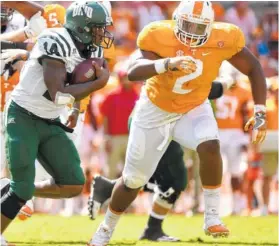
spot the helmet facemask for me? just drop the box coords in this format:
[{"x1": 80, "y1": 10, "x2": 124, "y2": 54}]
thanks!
[
  {"x1": 91, "y1": 24, "x2": 114, "y2": 49},
  {"x1": 175, "y1": 14, "x2": 212, "y2": 47}
]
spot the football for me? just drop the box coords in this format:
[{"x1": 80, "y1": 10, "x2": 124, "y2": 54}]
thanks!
[{"x1": 69, "y1": 58, "x2": 104, "y2": 84}]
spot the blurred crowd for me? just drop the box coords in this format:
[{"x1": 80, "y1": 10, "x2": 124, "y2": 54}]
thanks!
[{"x1": 2, "y1": 1, "x2": 278, "y2": 218}]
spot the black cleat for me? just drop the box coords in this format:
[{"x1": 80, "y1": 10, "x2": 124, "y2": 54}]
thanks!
[
  {"x1": 139, "y1": 227, "x2": 180, "y2": 242},
  {"x1": 88, "y1": 175, "x2": 115, "y2": 220},
  {"x1": 0, "y1": 178, "x2": 10, "y2": 197}
]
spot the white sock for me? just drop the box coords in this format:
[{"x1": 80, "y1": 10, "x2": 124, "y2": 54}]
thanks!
[
  {"x1": 150, "y1": 210, "x2": 166, "y2": 220},
  {"x1": 104, "y1": 206, "x2": 121, "y2": 229},
  {"x1": 203, "y1": 188, "x2": 220, "y2": 220}
]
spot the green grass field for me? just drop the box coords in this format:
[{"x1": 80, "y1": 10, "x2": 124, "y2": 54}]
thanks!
[{"x1": 4, "y1": 214, "x2": 278, "y2": 246}]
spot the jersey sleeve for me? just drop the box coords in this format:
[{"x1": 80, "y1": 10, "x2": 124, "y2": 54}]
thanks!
[
  {"x1": 31, "y1": 30, "x2": 69, "y2": 63},
  {"x1": 137, "y1": 23, "x2": 158, "y2": 52},
  {"x1": 225, "y1": 26, "x2": 246, "y2": 59}
]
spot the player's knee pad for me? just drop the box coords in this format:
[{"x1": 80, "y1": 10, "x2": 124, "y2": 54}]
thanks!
[
  {"x1": 123, "y1": 173, "x2": 148, "y2": 189},
  {"x1": 1, "y1": 190, "x2": 26, "y2": 219},
  {"x1": 153, "y1": 186, "x2": 181, "y2": 209}
]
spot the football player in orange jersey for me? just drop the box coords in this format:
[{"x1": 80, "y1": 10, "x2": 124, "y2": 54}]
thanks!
[
  {"x1": 90, "y1": 1, "x2": 267, "y2": 244},
  {"x1": 215, "y1": 62, "x2": 252, "y2": 215}
]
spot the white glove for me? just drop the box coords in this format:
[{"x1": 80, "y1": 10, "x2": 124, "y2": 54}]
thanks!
[
  {"x1": 0, "y1": 49, "x2": 29, "y2": 64},
  {"x1": 24, "y1": 11, "x2": 47, "y2": 38}
]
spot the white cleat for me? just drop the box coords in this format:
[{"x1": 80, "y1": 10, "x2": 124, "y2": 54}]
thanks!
[
  {"x1": 88, "y1": 223, "x2": 114, "y2": 246},
  {"x1": 203, "y1": 217, "x2": 230, "y2": 238},
  {"x1": 0, "y1": 234, "x2": 15, "y2": 246},
  {"x1": 0, "y1": 234, "x2": 8, "y2": 246}
]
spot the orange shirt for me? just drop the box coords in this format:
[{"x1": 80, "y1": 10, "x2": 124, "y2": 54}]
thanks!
[
  {"x1": 137, "y1": 20, "x2": 245, "y2": 114},
  {"x1": 1, "y1": 71, "x2": 20, "y2": 111},
  {"x1": 266, "y1": 95, "x2": 278, "y2": 130},
  {"x1": 216, "y1": 84, "x2": 252, "y2": 129}
]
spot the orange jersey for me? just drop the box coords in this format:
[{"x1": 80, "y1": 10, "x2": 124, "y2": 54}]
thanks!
[
  {"x1": 216, "y1": 84, "x2": 252, "y2": 129},
  {"x1": 43, "y1": 4, "x2": 66, "y2": 28},
  {"x1": 1, "y1": 71, "x2": 20, "y2": 111},
  {"x1": 137, "y1": 20, "x2": 245, "y2": 114}
]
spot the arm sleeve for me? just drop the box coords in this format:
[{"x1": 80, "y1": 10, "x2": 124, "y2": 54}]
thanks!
[{"x1": 208, "y1": 81, "x2": 224, "y2": 99}]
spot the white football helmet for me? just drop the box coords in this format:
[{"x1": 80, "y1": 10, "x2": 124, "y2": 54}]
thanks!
[{"x1": 174, "y1": 1, "x2": 214, "y2": 47}]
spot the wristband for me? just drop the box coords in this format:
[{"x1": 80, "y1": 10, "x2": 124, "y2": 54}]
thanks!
[
  {"x1": 23, "y1": 26, "x2": 34, "y2": 39},
  {"x1": 71, "y1": 108, "x2": 80, "y2": 113},
  {"x1": 254, "y1": 105, "x2": 266, "y2": 114},
  {"x1": 154, "y1": 59, "x2": 168, "y2": 74}
]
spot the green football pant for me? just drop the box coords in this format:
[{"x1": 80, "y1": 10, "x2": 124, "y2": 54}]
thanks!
[{"x1": 4, "y1": 101, "x2": 85, "y2": 201}]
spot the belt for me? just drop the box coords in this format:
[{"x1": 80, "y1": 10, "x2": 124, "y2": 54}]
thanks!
[{"x1": 12, "y1": 101, "x2": 74, "y2": 133}]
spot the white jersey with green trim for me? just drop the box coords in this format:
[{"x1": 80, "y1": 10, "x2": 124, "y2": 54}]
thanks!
[{"x1": 11, "y1": 27, "x2": 103, "y2": 119}]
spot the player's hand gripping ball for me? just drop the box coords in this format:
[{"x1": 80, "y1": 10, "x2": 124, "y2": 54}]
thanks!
[{"x1": 69, "y1": 58, "x2": 105, "y2": 84}]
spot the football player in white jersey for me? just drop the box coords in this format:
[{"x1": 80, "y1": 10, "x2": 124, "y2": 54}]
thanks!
[{"x1": 1, "y1": 1, "x2": 113, "y2": 243}]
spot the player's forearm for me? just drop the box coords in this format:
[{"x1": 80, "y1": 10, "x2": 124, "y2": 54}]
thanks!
[
  {"x1": 0, "y1": 41, "x2": 28, "y2": 50},
  {"x1": 248, "y1": 62, "x2": 267, "y2": 105},
  {"x1": 63, "y1": 79, "x2": 108, "y2": 101},
  {"x1": 0, "y1": 29, "x2": 27, "y2": 42},
  {"x1": 128, "y1": 58, "x2": 167, "y2": 81}
]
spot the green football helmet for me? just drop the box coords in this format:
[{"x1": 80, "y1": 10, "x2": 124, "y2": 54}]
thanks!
[{"x1": 64, "y1": 1, "x2": 113, "y2": 49}]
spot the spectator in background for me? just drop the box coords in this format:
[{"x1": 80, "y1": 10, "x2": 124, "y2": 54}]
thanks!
[
  {"x1": 258, "y1": 55, "x2": 278, "y2": 78},
  {"x1": 250, "y1": 27, "x2": 270, "y2": 57},
  {"x1": 212, "y1": 2, "x2": 225, "y2": 21},
  {"x1": 111, "y1": 2, "x2": 138, "y2": 61},
  {"x1": 134, "y1": 2, "x2": 165, "y2": 31},
  {"x1": 100, "y1": 66, "x2": 139, "y2": 179},
  {"x1": 225, "y1": 2, "x2": 257, "y2": 44}
]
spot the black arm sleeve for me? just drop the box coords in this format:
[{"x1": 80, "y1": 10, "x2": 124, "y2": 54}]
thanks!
[
  {"x1": 208, "y1": 81, "x2": 224, "y2": 100},
  {"x1": 1, "y1": 41, "x2": 28, "y2": 51}
]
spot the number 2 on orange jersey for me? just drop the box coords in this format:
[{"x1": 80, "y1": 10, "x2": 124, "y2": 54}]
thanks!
[{"x1": 172, "y1": 59, "x2": 203, "y2": 94}]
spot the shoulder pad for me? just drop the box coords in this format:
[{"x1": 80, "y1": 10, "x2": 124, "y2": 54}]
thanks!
[{"x1": 137, "y1": 20, "x2": 177, "y2": 52}]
